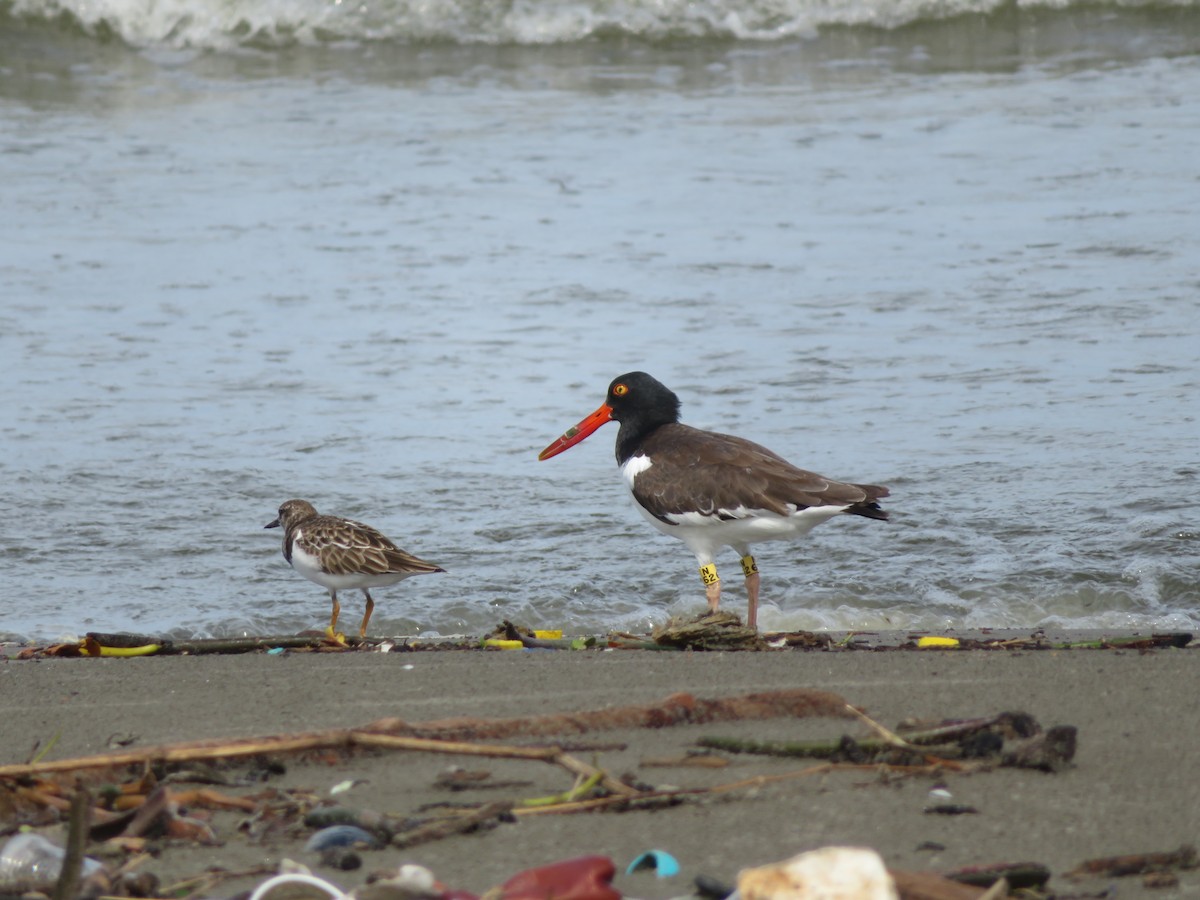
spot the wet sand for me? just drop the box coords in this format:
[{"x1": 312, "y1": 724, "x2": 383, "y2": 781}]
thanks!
[{"x1": 2, "y1": 639, "x2": 1198, "y2": 898}]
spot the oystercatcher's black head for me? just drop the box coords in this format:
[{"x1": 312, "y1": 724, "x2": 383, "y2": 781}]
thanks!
[{"x1": 538, "y1": 371, "x2": 681, "y2": 463}]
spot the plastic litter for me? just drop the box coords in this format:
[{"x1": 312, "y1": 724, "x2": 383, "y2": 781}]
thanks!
[
  {"x1": 248, "y1": 871, "x2": 346, "y2": 900},
  {"x1": 0, "y1": 832, "x2": 103, "y2": 890},
  {"x1": 626, "y1": 850, "x2": 681, "y2": 877},
  {"x1": 303, "y1": 825, "x2": 382, "y2": 853},
  {"x1": 737, "y1": 846, "x2": 898, "y2": 900},
  {"x1": 499, "y1": 855, "x2": 619, "y2": 900}
]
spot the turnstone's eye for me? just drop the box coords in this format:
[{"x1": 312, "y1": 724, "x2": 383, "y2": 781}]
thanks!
[{"x1": 612, "y1": 383, "x2": 628, "y2": 397}]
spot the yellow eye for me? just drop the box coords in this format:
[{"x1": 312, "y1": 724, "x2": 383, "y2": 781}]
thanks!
[{"x1": 612, "y1": 383, "x2": 628, "y2": 396}]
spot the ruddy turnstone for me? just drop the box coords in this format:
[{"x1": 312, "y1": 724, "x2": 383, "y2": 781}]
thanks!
[
  {"x1": 265, "y1": 499, "x2": 444, "y2": 637},
  {"x1": 538, "y1": 372, "x2": 889, "y2": 629}
]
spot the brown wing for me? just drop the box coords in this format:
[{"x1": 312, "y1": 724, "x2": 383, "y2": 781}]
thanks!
[
  {"x1": 631, "y1": 423, "x2": 888, "y2": 522},
  {"x1": 304, "y1": 516, "x2": 444, "y2": 576}
]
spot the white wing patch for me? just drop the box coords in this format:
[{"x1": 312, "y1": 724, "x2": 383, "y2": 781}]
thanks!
[{"x1": 620, "y1": 453, "x2": 653, "y2": 488}]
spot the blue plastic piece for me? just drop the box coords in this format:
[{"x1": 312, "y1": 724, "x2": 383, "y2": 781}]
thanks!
[
  {"x1": 303, "y1": 824, "x2": 381, "y2": 852},
  {"x1": 625, "y1": 850, "x2": 681, "y2": 877}
]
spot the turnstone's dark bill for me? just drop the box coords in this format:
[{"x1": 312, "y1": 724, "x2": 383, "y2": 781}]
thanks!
[
  {"x1": 538, "y1": 372, "x2": 889, "y2": 629},
  {"x1": 265, "y1": 499, "x2": 444, "y2": 638}
]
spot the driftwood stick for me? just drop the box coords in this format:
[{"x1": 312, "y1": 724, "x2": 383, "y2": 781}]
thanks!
[
  {"x1": 352, "y1": 733, "x2": 638, "y2": 797},
  {"x1": 0, "y1": 731, "x2": 356, "y2": 778},
  {"x1": 697, "y1": 734, "x2": 904, "y2": 759},
  {"x1": 697, "y1": 711, "x2": 1048, "y2": 762},
  {"x1": 844, "y1": 703, "x2": 916, "y2": 749},
  {"x1": 0, "y1": 689, "x2": 851, "y2": 780},
  {"x1": 1066, "y1": 845, "x2": 1197, "y2": 879},
  {"x1": 391, "y1": 801, "x2": 512, "y2": 849},
  {"x1": 349, "y1": 733, "x2": 559, "y2": 760},
  {"x1": 52, "y1": 786, "x2": 91, "y2": 900},
  {"x1": 361, "y1": 688, "x2": 854, "y2": 742},
  {"x1": 514, "y1": 761, "x2": 945, "y2": 818}
]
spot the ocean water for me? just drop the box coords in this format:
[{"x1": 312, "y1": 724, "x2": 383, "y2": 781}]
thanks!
[{"x1": 1, "y1": 0, "x2": 1198, "y2": 642}]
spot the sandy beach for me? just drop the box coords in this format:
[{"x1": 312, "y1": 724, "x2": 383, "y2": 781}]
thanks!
[{"x1": 2, "y1": 637, "x2": 1197, "y2": 898}]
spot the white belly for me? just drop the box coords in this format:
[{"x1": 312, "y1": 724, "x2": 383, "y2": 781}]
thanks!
[
  {"x1": 290, "y1": 543, "x2": 412, "y2": 592},
  {"x1": 632, "y1": 499, "x2": 847, "y2": 560}
]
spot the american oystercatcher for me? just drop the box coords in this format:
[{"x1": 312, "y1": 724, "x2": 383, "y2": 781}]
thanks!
[
  {"x1": 265, "y1": 499, "x2": 444, "y2": 638},
  {"x1": 538, "y1": 373, "x2": 889, "y2": 629}
]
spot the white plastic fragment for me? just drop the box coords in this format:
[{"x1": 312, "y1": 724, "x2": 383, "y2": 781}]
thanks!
[
  {"x1": 737, "y1": 846, "x2": 898, "y2": 900},
  {"x1": 248, "y1": 872, "x2": 347, "y2": 900}
]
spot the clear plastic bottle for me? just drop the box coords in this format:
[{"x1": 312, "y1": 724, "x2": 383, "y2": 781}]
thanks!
[{"x1": 0, "y1": 832, "x2": 103, "y2": 889}]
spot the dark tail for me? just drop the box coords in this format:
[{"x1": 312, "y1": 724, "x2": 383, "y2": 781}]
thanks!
[{"x1": 847, "y1": 483, "x2": 889, "y2": 521}]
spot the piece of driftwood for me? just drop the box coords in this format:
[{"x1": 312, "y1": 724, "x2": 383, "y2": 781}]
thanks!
[
  {"x1": 1049, "y1": 633, "x2": 1192, "y2": 650},
  {"x1": 888, "y1": 870, "x2": 991, "y2": 899},
  {"x1": 359, "y1": 687, "x2": 856, "y2": 742},
  {"x1": 1066, "y1": 844, "x2": 1197, "y2": 879},
  {"x1": 944, "y1": 860, "x2": 1051, "y2": 890},
  {"x1": 52, "y1": 786, "x2": 92, "y2": 900},
  {"x1": 390, "y1": 800, "x2": 512, "y2": 849},
  {"x1": 0, "y1": 689, "x2": 852, "y2": 780},
  {"x1": 698, "y1": 711, "x2": 1075, "y2": 771},
  {"x1": 651, "y1": 611, "x2": 768, "y2": 650}
]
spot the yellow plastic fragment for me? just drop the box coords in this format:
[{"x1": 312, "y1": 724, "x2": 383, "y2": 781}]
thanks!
[
  {"x1": 483, "y1": 639, "x2": 525, "y2": 650},
  {"x1": 917, "y1": 636, "x2": 960, "y2": 649},
  {"x1": 533, "y1": 630, "x2": 563, "y2": 640},
  {"x1": 80, "y1": 643, "x2": 161, "y2": 657}
]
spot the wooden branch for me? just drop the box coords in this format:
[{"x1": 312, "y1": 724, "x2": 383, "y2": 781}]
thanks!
[
  {"x1": 52, "y1": 786, "x2": 91, "y2": 900},
  {"x1": 390, "y1": 801, "x2": 512, "y2": 849},
  {"x1": 0, "y1": 689, "x2": 852, "y2": 780}
]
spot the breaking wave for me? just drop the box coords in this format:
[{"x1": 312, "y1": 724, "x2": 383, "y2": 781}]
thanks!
[{"x1": 3, "y1": 0, "x2": 1198, "y2": 50}]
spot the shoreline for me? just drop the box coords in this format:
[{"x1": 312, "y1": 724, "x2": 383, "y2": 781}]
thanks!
[{"x1": 2, "y1": 637, "x2": 1197, "y2": 898}]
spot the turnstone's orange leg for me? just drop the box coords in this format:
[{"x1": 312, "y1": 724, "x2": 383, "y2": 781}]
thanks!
[
  {"x1": 700, "y1": 563, "x2": 721, "y2": 614},
  {"x1": 741, "y1": 554, "x2": 760, "y2": 630},
  {"x1": 327, "y1": 591, "x2": 341, "y2": 637},
  {"x1": 359, "y1": 590, "x2": 375, "y2": 638}
]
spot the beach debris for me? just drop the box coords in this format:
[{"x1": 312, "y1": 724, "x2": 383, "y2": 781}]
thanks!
[
  {"x1": 916, "y1": 636, "x2": 961, "y2": 649},
  {"x1": 698, "y1": 710, "x2": 1075, "y2": 771},
  {"x1": 304, "y1": 825, "x2": 383, "y2": 853},
  {"x1": 694, "y1": 872, "x2": 736, "y2": 899},
  {"x1": 888, "y1": 869, "x2": 996, "y2": 899},
  {"x1": 764, "y1": 630, "x2": 835, "y2": 649},
  {"x1": 651, "y1": 611, "x2": 769, "y2": 651},
  {"x1": 89, "y1": 784, "x2": 219, "y2": 845},
  {"x1": 1000, "y1": 725, "x2": 1077, "y2": 772},
  {"x1": 625, "y1": 849, "x2": 681, "y2": 877},
  {"x1": 943, "y1": 860, "x2": 1050, "y2": 891},
  {"x1": 0, "y1": 688, "x2": 854, "y2": 784},
  {"x1": 353, "y1": 864, "x2": 446, "y2": 900},
  {"x1": 0, "y1": 831, "x2": 104, "y2": 891},
  {"x1": 390, "y1": 801, "x2": 513, "y2": 850},
  {"x1": 484, "y1": 622, "x2": 587, "y2": 651},
  {"x1": 303, "y1": 807, "x2": 369, "y2": 830},
  {"x1": 433, "y1": 767, "x2": 533, "y2": 792},
  {"x1": 17, "y1": 626, "x2": 1190, "y2": 660},
  {"x1": 737, "y1": 846, "x2": 899, "y2": 900},
  {"x1": 491, "y1": 854, "x2": 619, "y2": 900},
  {"x1": 248, "y1": 870, "x2": 347, "y2": 900},
  {"x1": 1066, "y1": 844, "x2": 1197, "y2": 879},
  {"x1": 923, "y1": 803, "x2": 978, "y2": 815}
]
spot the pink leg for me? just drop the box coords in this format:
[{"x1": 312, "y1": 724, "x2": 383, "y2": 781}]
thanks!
[
  {"x1": 705, "y1": 578, "x2": 721, "y2": 613},
  {"x1": 745, "y1": 571, "x2": 760, "y2": 629}
]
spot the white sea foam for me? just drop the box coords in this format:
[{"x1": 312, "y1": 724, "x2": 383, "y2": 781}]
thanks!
[{"x1": 6, "y1": 0, "x2": 1189, "y2": 50}]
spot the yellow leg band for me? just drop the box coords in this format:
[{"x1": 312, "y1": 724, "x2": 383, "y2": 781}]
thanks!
[
  {"x1": 740, "y1": 555, "x2": 758, "y2": 577},
  {"x1": 699, "y1": 563, "x2": 719, "y2": 586}
]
